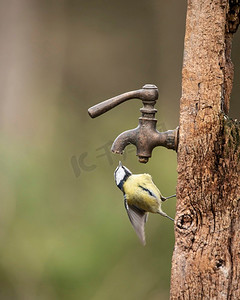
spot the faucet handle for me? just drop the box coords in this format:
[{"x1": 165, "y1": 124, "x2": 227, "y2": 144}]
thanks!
[{"x1": 88, "y1": 84, "x2": 158, "y2": 118}]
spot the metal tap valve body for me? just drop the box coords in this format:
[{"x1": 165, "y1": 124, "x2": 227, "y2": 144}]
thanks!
[{"x1": 88, "y1": 84, "x2": 178, "y2": 163}]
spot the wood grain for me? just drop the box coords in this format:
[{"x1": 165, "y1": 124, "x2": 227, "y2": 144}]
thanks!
[{"x1": 170, "y1": 1, "x2": 240, "y2": 299}]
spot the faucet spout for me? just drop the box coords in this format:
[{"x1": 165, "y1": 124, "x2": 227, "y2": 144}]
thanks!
[
  {"x1": 111, "y1": 128, "x2": 138, "y2": 154},
  {"x1": 112, "y1": 115, "x2": 179, "y2": 163}
]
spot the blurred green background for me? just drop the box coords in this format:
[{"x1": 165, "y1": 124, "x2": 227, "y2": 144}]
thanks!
[{"x1": 0, "y1": 1, "x2": 239, "y2": 299}]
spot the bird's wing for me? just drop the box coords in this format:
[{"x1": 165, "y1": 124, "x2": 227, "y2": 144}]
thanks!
[{"x1": 124, "y1": 197, "x2": 148, "y2": 246}]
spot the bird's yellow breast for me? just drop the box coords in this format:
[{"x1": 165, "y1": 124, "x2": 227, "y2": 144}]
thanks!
[{"x1": 123, "y1": 174, "x2": 162, "y2": 213}]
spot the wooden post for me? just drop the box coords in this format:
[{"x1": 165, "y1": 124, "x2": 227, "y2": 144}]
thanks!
[{"x1": 170, "y1": 1, "x2": 240, "y2": 299}]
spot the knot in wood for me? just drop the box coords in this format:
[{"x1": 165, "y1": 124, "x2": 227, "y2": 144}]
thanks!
[
  {"x1": 176, "y1": 213, "x2": 193, "y2": 231},
  {"x1": 215, "y1": 259, "x2": 224, "y2": 269}
]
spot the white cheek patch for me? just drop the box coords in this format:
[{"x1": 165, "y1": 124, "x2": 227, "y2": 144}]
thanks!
[{"x1": 115, "y1": 167, "x2": 125, "y2": 186}]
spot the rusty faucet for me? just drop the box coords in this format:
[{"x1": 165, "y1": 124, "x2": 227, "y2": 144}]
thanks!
[{"x1": 88, "y1": 84, "x2": 178, "y2": 163}]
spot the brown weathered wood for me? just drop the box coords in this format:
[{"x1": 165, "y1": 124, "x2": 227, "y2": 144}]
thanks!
[{"x1": 170, "y1": 0, "x2": 240, "y2": 299}]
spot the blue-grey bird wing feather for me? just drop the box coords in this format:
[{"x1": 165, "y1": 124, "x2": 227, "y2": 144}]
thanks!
[{"x1": 124, "y1": 197, "x2": 148, "y2": 245}]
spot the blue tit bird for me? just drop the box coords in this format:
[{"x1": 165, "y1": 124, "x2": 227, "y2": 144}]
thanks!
[{"x1": 114, "y1": 161, "x2": 176, "y2": 245}]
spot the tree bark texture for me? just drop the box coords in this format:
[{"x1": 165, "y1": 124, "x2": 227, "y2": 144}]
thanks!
[{"x1": 170, "y1": 1, "x2": 240, "y2": 299}]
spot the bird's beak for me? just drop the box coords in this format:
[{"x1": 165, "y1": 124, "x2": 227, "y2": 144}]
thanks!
[{"x1": 119, "y1": 161, "x2": 122, "y2": 167}]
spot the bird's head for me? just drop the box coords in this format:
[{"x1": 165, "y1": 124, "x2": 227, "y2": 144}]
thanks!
[{"x1": 114, "y1": 161, "x2": 132, "y2": 191}]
